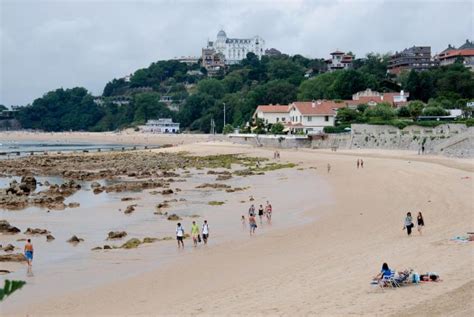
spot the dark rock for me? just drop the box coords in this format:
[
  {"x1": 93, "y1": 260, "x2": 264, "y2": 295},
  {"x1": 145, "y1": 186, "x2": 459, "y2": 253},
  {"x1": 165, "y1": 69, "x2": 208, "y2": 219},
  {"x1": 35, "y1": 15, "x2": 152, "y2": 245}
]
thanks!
[
  {"x1": 161, "y1": 189, "x2": 174, "y2": 195},
  {"x1": 103, "y1": 245, "x2": 112, "y2": 250},
  {"x1": 46, "y1": 234, "x2": 55, "y2": 241},
  {"x1": 124, "y1": 205, "x2": 136, "y2": 214},
  {"x1": 107, "y1": 231, "x2": 127, "y2": 239},
  {"x1": 0, "y1": 220, "x2": 21, "y2": 234},
  {"x1": 24, "y1": 227, "x2": 50, "y2": 235},
  {"x1": 67, "y1": 235, "x2": 84, "y2": 243},
  {"x1": 68, "y1": 202, "x2": 80, "y2": 208},
  {"x1": 0, "y1": 253, "x2": 27, "y2": 262},
  {"x1": 2, "y1": 244, "x2": 15, "y2": 252},
  {"x1": 167, "y1": 214, "x2": 182, "y2": 221}
]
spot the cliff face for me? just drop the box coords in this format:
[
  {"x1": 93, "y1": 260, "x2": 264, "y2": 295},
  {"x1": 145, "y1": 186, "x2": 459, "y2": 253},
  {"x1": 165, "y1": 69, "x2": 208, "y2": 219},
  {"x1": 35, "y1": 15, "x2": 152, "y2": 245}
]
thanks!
[{"x1": 0, "y1": 119, "x2": 21, "y2": 131}]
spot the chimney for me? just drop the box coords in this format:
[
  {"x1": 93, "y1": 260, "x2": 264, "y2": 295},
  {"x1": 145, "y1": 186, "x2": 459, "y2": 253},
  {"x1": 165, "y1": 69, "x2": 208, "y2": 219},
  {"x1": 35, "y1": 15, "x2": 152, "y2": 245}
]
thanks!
[
  {"x1": 317, "y1": 100, "x2": 322, "y2": 105},
  {"x1": 401, "y1": 90, "x2": 404, "y2": 96},
  {"x1": 311, "y1": 100, "x2": 316, "y2": 108}
]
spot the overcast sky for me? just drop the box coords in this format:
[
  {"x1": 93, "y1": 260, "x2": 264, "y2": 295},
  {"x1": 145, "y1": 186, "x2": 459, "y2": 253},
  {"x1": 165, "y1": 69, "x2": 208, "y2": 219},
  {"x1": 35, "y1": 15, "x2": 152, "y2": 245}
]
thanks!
[{"x1": 1, "y1": 0, "x2": 473, "y2": 106}]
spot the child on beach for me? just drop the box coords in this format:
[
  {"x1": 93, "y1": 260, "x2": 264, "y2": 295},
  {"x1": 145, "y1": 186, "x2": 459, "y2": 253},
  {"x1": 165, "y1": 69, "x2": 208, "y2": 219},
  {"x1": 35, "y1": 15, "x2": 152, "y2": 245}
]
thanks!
[
  {"x1": 191, "y1": 221, "x2": 200, "y2": 247},
  {"x1": 327, "y1": 163, "x2": 331, "y2": 173},
  {"x1": 357, "y1": 159, "x2": 360, "y2": 168},
  {"x1": 417, "y1": 212, "x2": 425, "y2": 235},
  {"x1": 403, "y1": 212, "x2": 414, "y2": 236},
  {"x1": 249, "y1": 214, "x2": 257, "y2": 235},
  {"x1": 24, "y1": 239, "x2": 33, "y2": 267},
  {"x1": 176, "y1": 223, "x2": 185, "y2": 248},
  {"x1": 241, "y1": 215, "x2": 247, "y2": 230}
]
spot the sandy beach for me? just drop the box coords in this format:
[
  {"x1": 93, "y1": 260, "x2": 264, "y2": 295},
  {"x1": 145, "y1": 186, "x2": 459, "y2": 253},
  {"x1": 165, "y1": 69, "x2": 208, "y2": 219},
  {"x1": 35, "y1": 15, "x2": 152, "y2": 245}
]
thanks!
[{"x1": 0, "y1": 139, "x2": 473, "y2": 316}]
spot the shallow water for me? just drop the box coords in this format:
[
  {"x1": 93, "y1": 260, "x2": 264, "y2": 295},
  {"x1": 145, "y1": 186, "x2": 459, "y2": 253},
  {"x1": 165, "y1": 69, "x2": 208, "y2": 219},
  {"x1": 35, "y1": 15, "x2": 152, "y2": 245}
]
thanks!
[{"x1": 0, "y1": 167, "x2": 333, "y2": 310}]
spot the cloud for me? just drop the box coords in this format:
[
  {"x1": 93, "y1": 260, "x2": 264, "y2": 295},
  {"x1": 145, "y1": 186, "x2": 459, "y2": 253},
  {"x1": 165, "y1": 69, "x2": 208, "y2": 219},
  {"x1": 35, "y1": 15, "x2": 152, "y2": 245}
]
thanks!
[{"x1": 0, "y1": 0, "x2": 472, "y2": 106}]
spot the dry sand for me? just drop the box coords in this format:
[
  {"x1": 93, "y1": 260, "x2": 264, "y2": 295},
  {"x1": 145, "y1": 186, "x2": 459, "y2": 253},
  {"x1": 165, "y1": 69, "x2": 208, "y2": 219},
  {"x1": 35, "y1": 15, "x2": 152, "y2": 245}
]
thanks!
[{"x1": 2, "y1": 140, "x2": 473, "y2": 316}]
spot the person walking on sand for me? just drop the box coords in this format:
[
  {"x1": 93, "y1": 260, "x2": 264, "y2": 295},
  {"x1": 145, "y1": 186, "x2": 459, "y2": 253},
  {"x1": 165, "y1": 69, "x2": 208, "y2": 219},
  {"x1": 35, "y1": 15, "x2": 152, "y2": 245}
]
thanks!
[
  {"x1": 202, "y1": 220, "x2": 209, "y2": 245},
  {"x1": 24, "y1": 239, "x2": 34, "y2": 267},
  {"x1": 357, "y1": 159, "x2": 360, "y2": 169},
  {"x1": 327, "y1": 163, "x2": 331, "y2": 173},
  {"x1": 361, "y1": 159, "x2": 364, "y2": 168},
  {"x1": 191, "y1": 221, "x2": 200, "y2": 247},
  {"x1": 403, "y1": 212, "x2": 414, "y2": 236},
  {"x1": 249, "y1": 214, "x2": 257, "y2": 235},
  {"x1": 248, "y1": 204, "x2": 255, "y2": 216},
  {"x1": 176, "y1": 223, "x2": 185, "y2": 248},
  {"x1": 258, "y1": 204, "x2": 264, "y2": 224},
  {"x1": 241, "y1": 215, "x2": 247, "y2": 230},
  {"x1": 417, "y1": 212, "x2": 425, "y2": 235},
  {"x1": 265, "y1": 201, "x2": 273, "y2": 221}
]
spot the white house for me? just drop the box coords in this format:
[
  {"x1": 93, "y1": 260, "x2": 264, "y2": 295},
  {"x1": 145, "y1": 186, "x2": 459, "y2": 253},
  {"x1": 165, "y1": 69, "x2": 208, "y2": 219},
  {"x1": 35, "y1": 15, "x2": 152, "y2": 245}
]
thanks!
[
  {"x1": 253, "y1": 105, "x2": 289, "y2": 124},
  {"x1": 142, "y1": 119, "x2": 180, "y2": 133},
  {"x1": 287, "y1": 101, "x2": 346, "y2": 133},
  {"x1": 253, "y1": 101, "x2": 346, "y2": 134}
]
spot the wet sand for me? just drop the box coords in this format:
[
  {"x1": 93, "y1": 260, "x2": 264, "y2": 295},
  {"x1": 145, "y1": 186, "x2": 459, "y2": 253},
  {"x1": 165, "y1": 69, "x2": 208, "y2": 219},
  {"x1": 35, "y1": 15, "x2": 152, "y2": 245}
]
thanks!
[{"x1": 1, "y1": 141, "x2": 473, "y2": 316}]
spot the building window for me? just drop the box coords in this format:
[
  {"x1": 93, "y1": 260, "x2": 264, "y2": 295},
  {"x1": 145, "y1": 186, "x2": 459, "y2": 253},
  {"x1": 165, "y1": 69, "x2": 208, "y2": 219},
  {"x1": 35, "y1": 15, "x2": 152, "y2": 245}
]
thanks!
[
  {"x1": 282, "y1": 117, "x2": 286, "y2": 121},
  {"x1": 325, "y1": 116, "x2": 329, "y2": 122},
  {"x1": 300, "y1": 116, "x2": 302, "y2": 122},
  {"x1": 276, "y1": 117, "x2": 279, "y2": 122},
  {"x1": 307, "y1": 116, "x2": 312, "y2": 122}
]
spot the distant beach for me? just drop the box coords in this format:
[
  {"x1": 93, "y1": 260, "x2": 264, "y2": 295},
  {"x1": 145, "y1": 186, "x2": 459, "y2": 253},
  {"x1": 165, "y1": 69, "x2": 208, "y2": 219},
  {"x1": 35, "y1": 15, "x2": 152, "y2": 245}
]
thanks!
[{"x1": 0, "y1": 139, "x2": 473, "y2": 316}]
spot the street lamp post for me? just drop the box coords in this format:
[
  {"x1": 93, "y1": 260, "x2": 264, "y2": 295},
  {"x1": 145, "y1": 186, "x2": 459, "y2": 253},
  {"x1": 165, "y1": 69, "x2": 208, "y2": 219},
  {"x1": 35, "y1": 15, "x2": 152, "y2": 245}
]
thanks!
[{"x1": 223, "y1": 103, "x2": 226, "y2": 128}]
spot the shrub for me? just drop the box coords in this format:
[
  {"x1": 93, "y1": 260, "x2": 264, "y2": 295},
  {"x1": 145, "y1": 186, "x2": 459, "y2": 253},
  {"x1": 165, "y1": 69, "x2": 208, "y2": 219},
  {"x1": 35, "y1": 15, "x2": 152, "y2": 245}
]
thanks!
[{"x1": 222, "y1": 124, "x2": 234, "y2": 134}]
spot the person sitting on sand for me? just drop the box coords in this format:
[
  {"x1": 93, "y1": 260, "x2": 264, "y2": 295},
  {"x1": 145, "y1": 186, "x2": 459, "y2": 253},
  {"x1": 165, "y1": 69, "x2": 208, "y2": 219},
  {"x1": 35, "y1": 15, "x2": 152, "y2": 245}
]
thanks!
[
  {"x1": 373, "y1": 262, "x2": 392, "y2": 281},
  {"x1": 24, "y1": 239, "x2": 34, "y2": 267},
  {"x1": 417, "y1": 212, "x2": 425, "y2": 235},
  {"x1": 403, "y1": 212, "x2": 414, "y2": 236},
  {"x1": 191, "y1": 221, "x2": 200, "y2": 247},
  {"x1": 249, "y1": 214, "x2": 257, "y2": 235}
]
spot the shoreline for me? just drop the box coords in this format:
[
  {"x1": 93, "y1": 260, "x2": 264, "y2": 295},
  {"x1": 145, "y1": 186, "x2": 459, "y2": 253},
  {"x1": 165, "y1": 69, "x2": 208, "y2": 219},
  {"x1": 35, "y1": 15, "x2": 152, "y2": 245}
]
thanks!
[{"x1": 1, "y1": 141, "x2": 473, "y2": 316}]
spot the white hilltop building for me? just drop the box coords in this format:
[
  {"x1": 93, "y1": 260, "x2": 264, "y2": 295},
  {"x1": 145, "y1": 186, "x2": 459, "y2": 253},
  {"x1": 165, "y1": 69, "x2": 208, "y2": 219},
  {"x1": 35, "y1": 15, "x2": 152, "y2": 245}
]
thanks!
[
  {"x1": 205, "y1": 30, "x2": 265, "y2": 65},
  {"x1": 142, "y1": 119, "x2": 180, "y2": 134}
]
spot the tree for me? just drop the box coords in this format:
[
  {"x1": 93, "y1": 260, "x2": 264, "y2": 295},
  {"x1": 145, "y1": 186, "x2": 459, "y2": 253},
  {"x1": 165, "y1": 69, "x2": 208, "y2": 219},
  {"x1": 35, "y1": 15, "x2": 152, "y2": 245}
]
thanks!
[
  {"x1": 270, "y1": 122, "x2": 285, "y2": 134},
  {"x1": 407, "y1": 101, "x2": 425, "y2": 120},
  {"x1": 364, "y1": 103, "x2": 396, "y2": 120},
  {"x1": 197, "y1": 79, "x2": 225, "y2": 99},
  {"x1": 423, "y1": 106, "x2": 449, "y2": 116},
  {"x1": 222, "y1": 124, "x2": 234, "y2": 134},
  {"x1": 0, "y1": 105, "x2": 7, "y2": 111},
  {"x1": 335, "y1": 108, "x2": 360, "y2": 123},
  {"x1": 397, "y1": 106, "x2": 411, "y2": 118}
]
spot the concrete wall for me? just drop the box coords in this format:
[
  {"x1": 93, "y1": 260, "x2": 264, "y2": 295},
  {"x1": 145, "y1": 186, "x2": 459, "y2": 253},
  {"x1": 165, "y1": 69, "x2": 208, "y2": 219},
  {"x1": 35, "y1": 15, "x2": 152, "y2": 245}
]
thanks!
[{"x1": 225, "y1": 123, "x2": 473, "y2": 158}]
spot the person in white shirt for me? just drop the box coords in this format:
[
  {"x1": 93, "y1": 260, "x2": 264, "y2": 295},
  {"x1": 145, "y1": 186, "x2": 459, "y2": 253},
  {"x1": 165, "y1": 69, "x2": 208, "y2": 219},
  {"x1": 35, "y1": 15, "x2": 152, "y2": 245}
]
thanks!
[
  {"x1": 176, "y1": 223, "x2": 184, "y2": 248},
  {"x1": 202, "y1": 220, "x2": 209, "y2": 245}
]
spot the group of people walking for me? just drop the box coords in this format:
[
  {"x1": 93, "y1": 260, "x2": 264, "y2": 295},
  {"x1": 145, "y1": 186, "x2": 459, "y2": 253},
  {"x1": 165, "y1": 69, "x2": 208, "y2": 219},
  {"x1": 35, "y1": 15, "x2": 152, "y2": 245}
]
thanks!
[
  {"x1": 176, "y1": 220, "x2": 209, "y2": 248},
  {"x1": 356, "y1": 159, "x2": 364, "y2": 168},
  {"x1": 403, "y1": 212, "x2": 425, "y2": 236},
  {"x1": 244, "y1": 201, "x2": 273, "y2": 235}
]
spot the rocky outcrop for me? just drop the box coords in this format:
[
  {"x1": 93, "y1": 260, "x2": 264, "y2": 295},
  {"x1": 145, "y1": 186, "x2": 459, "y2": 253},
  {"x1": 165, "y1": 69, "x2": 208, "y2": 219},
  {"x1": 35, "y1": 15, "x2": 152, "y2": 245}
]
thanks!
[
  {"x1": 46, "y1": 234, "x2": 55, "y2": 241},
  {"x1": 107, "y1": 231, "x2": 127, "y2": 240},
  {"x1": 67, "y1": 235, "x2": 84, "y2": 243},
  {"x1": 24, "y1": 228, "x2": 50, "y2": 235},
  {"x1": 124, "y1": 205, "x2": 136, "y2": 214},
  {"x1": 196, "y1": 183, "x2": 231, "y2": 189},
  {"x1": 1, "y1": 244, "x2": 15, "y2": 252},
  {"x1": 0, "y1": 253, "x2": 26, "y2": 262},
  {"x1": 167, "y1": 214, "x2": 182, "y2": 221},
  {"x1": 121, "y1": 238, "x2": 141, "y2": 249},
  {"x1": 0, "y1": 220, "x2": 21, "y2": 234}
]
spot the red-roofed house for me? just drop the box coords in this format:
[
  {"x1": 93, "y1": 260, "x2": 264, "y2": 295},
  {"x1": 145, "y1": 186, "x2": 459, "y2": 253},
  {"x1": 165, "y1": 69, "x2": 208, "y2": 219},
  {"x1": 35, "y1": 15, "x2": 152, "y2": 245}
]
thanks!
[
  {"x1": 435, "y1": 40, "x2": 474, "y2": 71},
  {"x1": 348, "y1": 89, "x2": 409, "y2": 108},
  {"x1": 287, "y1": 100, "x2": 347, "y2": 133},
  {"x1": 253, "y1": 105, "x2": 290, "y2": 124}
]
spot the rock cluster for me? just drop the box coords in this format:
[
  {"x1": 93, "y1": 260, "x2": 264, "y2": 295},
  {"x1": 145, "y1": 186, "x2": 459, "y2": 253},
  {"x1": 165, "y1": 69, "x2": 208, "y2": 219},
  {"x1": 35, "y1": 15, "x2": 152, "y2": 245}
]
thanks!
[
  {"x1": 107, "y1": 231, "x2": 127, "y2": 239},
  {"x1": 0, "y1": 220, "x2": 21, "y2": 234}
]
